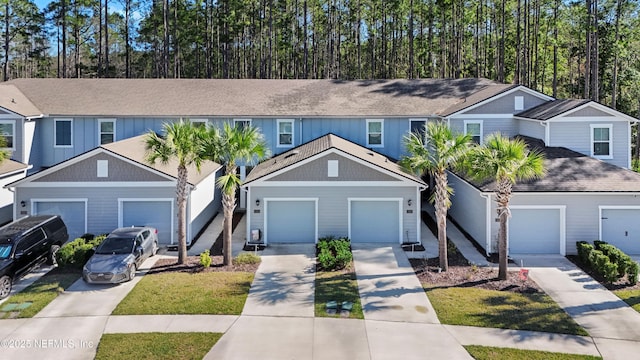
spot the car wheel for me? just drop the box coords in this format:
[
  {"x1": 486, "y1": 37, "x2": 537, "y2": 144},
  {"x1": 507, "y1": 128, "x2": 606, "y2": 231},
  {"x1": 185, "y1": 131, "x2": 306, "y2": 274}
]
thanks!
[
  {"x1": 128, "y1": 265, "x2": 136, "y2": 281},
  {"x1": 47, "y1": 244, "x2": 61, "y2": 266},
  {"x1": 151, "y1": 242, "x2": 158, "y2": 257},
  {"x1": 0, "y1": 275, "x2": 12, "y2": 299}
]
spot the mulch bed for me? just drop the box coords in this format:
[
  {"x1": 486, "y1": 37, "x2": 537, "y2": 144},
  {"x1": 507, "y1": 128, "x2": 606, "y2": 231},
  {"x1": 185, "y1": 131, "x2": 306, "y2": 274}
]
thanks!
[
  {"x1": 410, "y1": 250, "x2": 541, "y2": 294},
  {"x1": 566, "y1": 255, "x2": 640, "y2": 291},
  {"x1": 209, "y1": 213, "x2": 244, "y2": 256},
  {"x1": 149, "y1": 256, "x2": 259, "y2": 274}
]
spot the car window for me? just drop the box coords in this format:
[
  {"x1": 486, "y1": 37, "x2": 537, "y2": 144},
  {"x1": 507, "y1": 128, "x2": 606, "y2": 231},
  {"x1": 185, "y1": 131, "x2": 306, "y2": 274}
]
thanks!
[
  {"x1": 141, "y1": 230, "x2": 150, "y2": 239},
  {"x1": 96, "y1": 237, "x2": 134, "y2": 255},
  {"x1": 0, "y1": 244, "x2": 11, "y2": 259},
  {"x1": 15, "y1": 229, "x2": 46, "y2": 254}
]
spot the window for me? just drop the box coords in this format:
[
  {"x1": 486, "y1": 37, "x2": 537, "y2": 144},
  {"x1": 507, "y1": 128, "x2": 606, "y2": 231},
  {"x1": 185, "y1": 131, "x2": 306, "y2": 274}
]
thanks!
[
  {"x1": 591, "y1": 124, "x2": 612, "y2": 158},
  {"x1": 366, "y1": 119, "x2": 384, "y2": 147},
  {"x1": 97, "y1": 160, "x2": 108, "y2": 178},
  {"x1": 514, "y1": 96, "x2": 524, "y2": 111},
  {"x1": 410, "y1": 119, "x2": 427, "y2": 140},
  {"x1": 328, "y1": 160, "x2": 339, "y2": 177},
  {"x1": 277, "y1": 119, "x2": 294, "y2": 147},
  {"x1": 464, "y1": 120, "x2": 483, "y2": 144},
  {"x1": 234, "y1": 119, "x2": 252, "y2": 130},
  {"x1": 55, "y1": 119, "x2": 73, "y2": 147},
  {"x1": 98, "y1": 119, "x2": 115, "y2": 145},
  {"x1": 0, "y1": 120, "x2": 14, "y2": 149},
  {"x1": 191, "y1": 119, "x2": 208, "y2": 128}
]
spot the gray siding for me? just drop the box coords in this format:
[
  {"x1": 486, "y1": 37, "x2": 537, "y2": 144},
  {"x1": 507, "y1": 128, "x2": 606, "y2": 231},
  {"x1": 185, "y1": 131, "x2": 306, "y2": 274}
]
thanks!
[
  {"x1": 505, "y1": 193, "x2": 640, "y2": 255},
  {"x1": 567, "y1": 107, "x2": 612, "y2": 117},
  {"x1": 548, "y1": 121, "x2": 629, "y2": 168},
  {"x1": 518, "y1": 120, "x2": 545, "y2": 140},
  {"x1": 247, "y1": 186, "x2": 419, "y2": 243},
  {"x1": 34, "y1": 153, "x2": 168, "y2": 182},
  {"x1": 464, "y1": 90, "x2": 549, "y2": 114},
  {"x1": 448, "y1": 173, "x2": 488, "y2": 251},
  {"x1": 189, "y1": 169, "x2": 222, "y2": 239},
  {"x1": 450, "y1": 118, "x2": 519, "y2": 141},
  {"x1": 16, "y1": 186, "x2": 177, "y2": 238},
  {"x1": 268, "y1": 153, "x2": 399, "y2": 182}
]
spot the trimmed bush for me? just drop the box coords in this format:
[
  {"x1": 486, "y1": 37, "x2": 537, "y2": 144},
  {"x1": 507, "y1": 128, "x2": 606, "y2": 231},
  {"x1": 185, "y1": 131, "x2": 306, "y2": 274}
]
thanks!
[
  {"x1": 576, "y1": 241, "x2": 593, "y2": 264},
  {"x1": 593, "y1": 240, "x2": 607, "y2": 251},
  {"x1": 316, "y1": 237, "x2": 352, "y2": 271},
  {"x1": 199, "y1": 250, "x2": 212, "y2": 268},
  {"x1": 628, "y1": 261, "x2": 639, "y2": 284},
  {"x1": 234, "y1": 252, "x2": 261, "y2": 264},
  {"x1": 56, "y1": 235, "x2": 106, "y2": 268}
]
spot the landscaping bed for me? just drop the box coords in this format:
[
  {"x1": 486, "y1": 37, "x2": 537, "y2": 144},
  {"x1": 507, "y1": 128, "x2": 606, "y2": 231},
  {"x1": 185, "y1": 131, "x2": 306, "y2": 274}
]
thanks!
[{"x1": 150, "y1": 255, "x2": 259, "y2": 274}]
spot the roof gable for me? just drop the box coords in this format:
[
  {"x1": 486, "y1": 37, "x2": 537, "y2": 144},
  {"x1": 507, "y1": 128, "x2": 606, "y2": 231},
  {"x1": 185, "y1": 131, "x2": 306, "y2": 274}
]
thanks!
[
  {"x1": 442, "y1": 85, "x2": 553, "y2": 116},
  {"x1": 243, "y1": 133, "x2": 426, "y2": 187},
  {"x1": 516, "y1": 99, "x2": 638, "y2": 122}
]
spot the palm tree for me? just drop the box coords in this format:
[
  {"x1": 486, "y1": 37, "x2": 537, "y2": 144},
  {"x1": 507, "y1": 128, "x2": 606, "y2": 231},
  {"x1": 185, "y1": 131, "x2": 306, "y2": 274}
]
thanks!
[
  {"x1": 205, "y1": 123, "x2": 269, "y2": 265},
  {"x1": 400, "y1": 122, "x2": 471, "y2": 271},
  {"x1": 144, "y1": 120, "x2": 207, "y2": 264},
  {"x1": 463, "y1": 134, "x2": 545, "y2": 280}
]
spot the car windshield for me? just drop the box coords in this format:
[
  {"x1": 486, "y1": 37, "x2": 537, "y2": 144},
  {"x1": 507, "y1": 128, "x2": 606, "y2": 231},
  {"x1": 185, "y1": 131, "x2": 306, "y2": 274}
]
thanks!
[
  {"x1": 95, "y1": 237, "x2": 134, "y2": 255},
  {"x1": 0, "y1": 244, "x2": 11, "y2": 259}
]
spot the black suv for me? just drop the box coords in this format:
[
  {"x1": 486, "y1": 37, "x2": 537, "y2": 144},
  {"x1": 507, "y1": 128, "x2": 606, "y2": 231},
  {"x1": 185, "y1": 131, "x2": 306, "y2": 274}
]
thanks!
[{"x1": 0, "y1": 215, "x2": 69, "y2": 299}]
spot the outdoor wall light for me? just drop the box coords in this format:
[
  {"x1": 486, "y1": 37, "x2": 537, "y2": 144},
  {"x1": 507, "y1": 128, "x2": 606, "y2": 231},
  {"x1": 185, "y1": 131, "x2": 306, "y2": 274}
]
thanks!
[
  {"x1": 20, "y1": 201, "x2": 25, "y2": 208},
  {"x1": 408, "y1": 199, "x2": 412, "y2": 207},
  {"x1": 256, "y1": 199, "x2": 260, "y2": 207}
]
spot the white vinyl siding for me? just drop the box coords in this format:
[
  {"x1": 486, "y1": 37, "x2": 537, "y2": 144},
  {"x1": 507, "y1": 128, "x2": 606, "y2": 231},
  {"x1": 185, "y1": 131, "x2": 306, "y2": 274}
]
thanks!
[
  {"x1": 277, "y1": 119, "x2": 294, "y2": 147},
  {"x1": 591, "y1": 124, "x2": 612, "y2": 159},
  {"x1": 366, "y1": 119, "x2": 384, "y2": 147},
  {"x1": 98, "y1": 119, "x2": 116, "y2": 145},
  {"x1": 464, "y1": 120, "x2": 483, "y2": 144},
  {"x1": 55, "y1": 118, "x2": 73, "y2": 147},
  {"x1": 0, "y1": 120, "x2": 14, "y2": 149}
]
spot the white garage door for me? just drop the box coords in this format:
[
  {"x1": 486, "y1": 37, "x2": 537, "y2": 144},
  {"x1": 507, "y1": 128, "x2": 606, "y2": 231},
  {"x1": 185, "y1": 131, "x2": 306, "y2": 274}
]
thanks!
[
  {"x1": 121, "y1": 200, "x2": 173, "y2": 245},
  {"x1": 350, "y1": 200, "x2": 400, "y2": 243},
  {"x1": 33, "y1": 201, "x2": 86, "y2": 241},
  {"x1": 509, "y1": 208, "x2": 562, "y2": 254},
  {"x1": 266, "y1": 200, "x2": 316, "y2": 243},
  {"x1": 601, "y1": 209, "x2": 640, "y2": 254}
]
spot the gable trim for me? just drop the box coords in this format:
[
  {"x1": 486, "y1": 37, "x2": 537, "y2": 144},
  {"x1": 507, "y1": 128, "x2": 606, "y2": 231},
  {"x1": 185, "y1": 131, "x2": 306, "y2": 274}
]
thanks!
[
  {"x1": 446, "y1": 86, "x2": 554, "y2": 117},
  {"x1": 544, "y1": 102, "x2": 638, "y2": 123}
]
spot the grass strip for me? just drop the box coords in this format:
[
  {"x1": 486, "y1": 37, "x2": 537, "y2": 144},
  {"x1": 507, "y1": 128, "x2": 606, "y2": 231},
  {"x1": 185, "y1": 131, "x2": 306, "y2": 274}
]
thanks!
[
  {"x1": 464, "y1": 345, "x2": 601, "y2": 360},
  {"x1": 426, "y1": 286, "x2": 588, "y2": 336},
  {"x1": 315, "y1": 269, "x2": 363, "y2": 319},
  {"x1": 95, "y1": 332, "x2": 222, "y2": 360},
  {"x1": 613, "y1": 289, "x2": 640, "y2": 313},
  {"x1": 112, "y1": 271, "x2": 253, "y2": 315},
  {"x1": 1, "y1": 268, "x2": 80, "y2": 319}
]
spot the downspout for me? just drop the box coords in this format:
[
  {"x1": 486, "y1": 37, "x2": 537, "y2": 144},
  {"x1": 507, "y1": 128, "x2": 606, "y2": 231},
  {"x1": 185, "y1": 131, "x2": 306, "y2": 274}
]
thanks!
[
  {"x1": 541, "y1": 121, "x2": 549, "y2": 145},
  {"x1": 479, "y1": 192, "x2": 492, "y2": 257}
]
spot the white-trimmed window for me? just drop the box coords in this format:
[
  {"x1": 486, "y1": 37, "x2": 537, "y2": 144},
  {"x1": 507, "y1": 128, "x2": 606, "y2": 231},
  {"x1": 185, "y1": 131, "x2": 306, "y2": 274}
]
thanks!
[
  {"x1": 410, "y1": 119, "x2": 427, "y2": 140},
  {"x1": 234, "y1": 119, "x2": 252, "y2": 130},
  {"x1": 98, "y1": 119, "x2": 116, "y2": 145},
  {"x1": 55, "y1": 118, "x2": 73, "y2": 147},
  {"x1": 514, "y1": 96, "x2": 524, "y2": 111},
  {"x1": 366, "y1": 119, "x2": 384, "y2": 147},
  {"x1": 190, "y1": 119, "x2": 208, "y2": 128},
  {"x1": 591, "y1": 124, "x2": 613, "y2": 158},
  {"x1": 277, "y1": 119, "x2": 294, "y2": 147},
  {"x1": 0, "y1": 120, "x2": 15, "y2": 149},
  {"x1": 464, "y1": 120, "x2": 483, "y2": 144}
]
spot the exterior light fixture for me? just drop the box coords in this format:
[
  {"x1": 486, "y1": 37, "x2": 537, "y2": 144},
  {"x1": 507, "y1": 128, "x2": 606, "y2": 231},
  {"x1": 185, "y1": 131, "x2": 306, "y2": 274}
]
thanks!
[
  {"x1": 256, "y1": 199, "x2": 260, "y2": 207},
  {"x1": 408, "y1": 199, "x2": 412, "y2": 207},
  {"x1": 20, "y1": 201, "x2": 26, "y2": 208}
]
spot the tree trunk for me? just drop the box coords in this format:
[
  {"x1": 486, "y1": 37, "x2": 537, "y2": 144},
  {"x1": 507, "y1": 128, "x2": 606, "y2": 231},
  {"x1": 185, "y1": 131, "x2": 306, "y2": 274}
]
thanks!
[
  {"x1": 222, "y1": 190, "x2": 236, "y2": 265},
  {"x1": 496, "y1": 179, "x2": 513, "y2": 280},
  {"x1": 3, "y1": 2, "x2": 9, "y2": 81},
  {"x1": 104, "y1": 0, "x2": 109, "y2": 77},
  {"x1": 176, "y1": 164, "x2": 188, "y2": 264},
  {"x1": 434, "y1": 170, "x2": 449, "y2": 271}
]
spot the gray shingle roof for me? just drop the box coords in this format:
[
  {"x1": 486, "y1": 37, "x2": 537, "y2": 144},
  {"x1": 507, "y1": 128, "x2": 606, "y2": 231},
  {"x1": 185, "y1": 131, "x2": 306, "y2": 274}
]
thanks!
[
  {"x1": 101, "y1": 135, "x2": 222, "y2": 186},
  {"x1": 515, "y1": 99, "x2": 590, "y2": 120},
  {"x1": 0, "y1": 78, "x2": 503, "y2": 118},
  {"x1": 467, "y1": 136, "x2": 640, "y2": 192},
  {"x1": 244, "y1": 133, "x2": 426, "y2": 186},
  {"x1": 0, "y1": 159, "x2": 29, "y2": 175}
]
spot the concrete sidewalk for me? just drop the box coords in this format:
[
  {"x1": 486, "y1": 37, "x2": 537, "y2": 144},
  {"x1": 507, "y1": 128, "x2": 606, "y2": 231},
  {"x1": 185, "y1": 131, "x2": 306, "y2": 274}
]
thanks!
[{"x1": 352, "y1": 244, "x2": 439, "y2": 324}]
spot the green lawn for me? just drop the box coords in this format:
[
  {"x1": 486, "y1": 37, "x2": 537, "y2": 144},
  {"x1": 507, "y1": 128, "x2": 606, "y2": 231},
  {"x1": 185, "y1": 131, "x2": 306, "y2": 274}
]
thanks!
[
  {"x1": 315, "y1": 269, "x2": 363, "y2": 319},
  {"x1": 0, "y1": 268, "x2": 80, "y2": 319},
  {"x1": 112, "y1": 272, "x2": 254, "y2": 315},
  {"x1": 613, "y1": 289, "x2": 640, "y2": 312},
  {"x1": 426, "y1": 286, "x2": 588, "y2": 335},
  {"x1": 465, "y1": 345, "x2": 601, "y2": 360},
  {"x1": 95, "y1": 332, "x2": 222, "y2": 360}
]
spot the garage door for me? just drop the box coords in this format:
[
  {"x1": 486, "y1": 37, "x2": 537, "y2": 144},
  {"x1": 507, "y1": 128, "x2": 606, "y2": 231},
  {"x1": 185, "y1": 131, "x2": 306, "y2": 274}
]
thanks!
[
  {"x1": 33, "y1": 201, "x2": 86, "y2": 241},
  {"x1": 509, "y1": 208, "x2": 561, "y2": 254},
  {"x1": 121, "y1": 201, "x2": 173, "y2": 245},
  {"x1": 601, "y1": 208, "x2": 640, "y2": 254},
  {"x1": 266, "y1": 200, "x2": 316, "y2": 243},
  {"x1": 350, "y1": 200, "x2": 400, "y2": 243}
]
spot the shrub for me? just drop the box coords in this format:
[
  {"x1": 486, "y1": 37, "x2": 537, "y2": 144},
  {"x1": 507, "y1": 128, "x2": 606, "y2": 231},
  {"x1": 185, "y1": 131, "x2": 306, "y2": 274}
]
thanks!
[
  {"x1": 628, "y1": 261, "x2": 639, "y2": 284},
  {"x1": 588, "y1": 249, "x2": 603, "y2": 268},
  {"x1": 576, "y1": 241, "x2": 593, "y2": 264},
  {"x1": 602, "y1": 262, "x2": 619, "y2": 283},
  {"x1": 593, "y1": 240, "x2": 607, "y2": 250},
  {"x1": 56, "y1": 236, "x2": 106, "y2": 268},
  {"x1": 199, "y1": 250, "x2": 212, "y2": 268},
  {"x1": 234, "y1": 252, "x2": 261, "y2": 265},
  {"x1": 316, "y1": 237, "x2": 352, "y2": 271}
]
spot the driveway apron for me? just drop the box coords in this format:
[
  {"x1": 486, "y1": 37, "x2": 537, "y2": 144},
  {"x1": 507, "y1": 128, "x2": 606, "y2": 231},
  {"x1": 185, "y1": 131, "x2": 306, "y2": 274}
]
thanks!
[
  {"x1": 352, "y1": 244, "x2": 439, "y2": 324},
  {"x1": 241, "y1": 244, "x2": 316, "y2": 317},
  {"x1": 515, "y1": 255, "x2": 640, "y2": 342}
]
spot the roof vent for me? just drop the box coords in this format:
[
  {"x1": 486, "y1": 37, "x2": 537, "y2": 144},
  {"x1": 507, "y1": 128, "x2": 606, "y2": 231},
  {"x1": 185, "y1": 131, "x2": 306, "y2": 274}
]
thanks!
[
  {"x1": 284, "y1": 150, "x2": 300, "y2": 159},
  {"x1": 367, "y1": 152, "x2": 374, "y2": 156}
]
